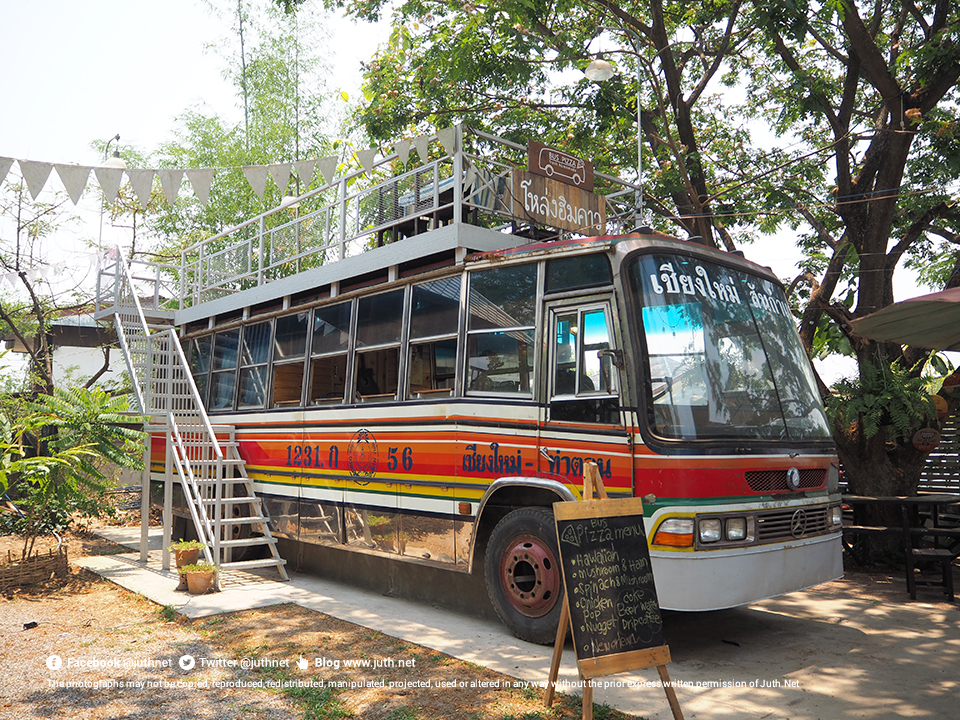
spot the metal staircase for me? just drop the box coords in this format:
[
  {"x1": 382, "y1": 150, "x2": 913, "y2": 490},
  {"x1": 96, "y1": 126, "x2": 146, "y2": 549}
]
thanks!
[{"x1": 104, "y1": 248, "x2": 288, "y2": 585}]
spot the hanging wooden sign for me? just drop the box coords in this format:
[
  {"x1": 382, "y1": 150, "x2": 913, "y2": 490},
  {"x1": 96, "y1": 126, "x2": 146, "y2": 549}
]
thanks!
[{"x1": 512, "y1": 168, "x2": 606, "y2": 235}]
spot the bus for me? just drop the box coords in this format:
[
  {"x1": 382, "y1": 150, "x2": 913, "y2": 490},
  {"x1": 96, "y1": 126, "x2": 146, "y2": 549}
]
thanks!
[
  {"x1": 164, "y1": 230, "x2": 841, "y2": 643},
  {"x1": 103, "y1": 127, "x2": 842, "y2": 644}
]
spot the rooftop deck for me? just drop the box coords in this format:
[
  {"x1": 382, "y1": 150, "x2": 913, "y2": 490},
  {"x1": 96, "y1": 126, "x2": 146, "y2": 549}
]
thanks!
[{"x1": 96, "y1": 126, "x2": 641, "y2": 325}]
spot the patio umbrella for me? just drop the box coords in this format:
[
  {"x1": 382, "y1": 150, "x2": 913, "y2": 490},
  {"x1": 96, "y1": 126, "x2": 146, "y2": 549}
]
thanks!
[{"x1": 849, "y1": 286, "x2": 960, "y2": 351}]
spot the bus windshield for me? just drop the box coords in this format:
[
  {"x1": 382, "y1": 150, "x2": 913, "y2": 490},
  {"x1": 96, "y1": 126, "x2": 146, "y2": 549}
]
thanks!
[{"x1": 630, "y1": 253, "x2": 831, "y2": 442}]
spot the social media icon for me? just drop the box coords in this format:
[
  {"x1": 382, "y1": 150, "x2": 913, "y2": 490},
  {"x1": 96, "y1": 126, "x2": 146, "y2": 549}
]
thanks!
[
  {"x1": 179, "y1": 655, "x2": 196, "y2": 671},
  {"x1": 46, "y1": 655, "x2": 62, "y2": 671},
  {"x1": 296, "y1": 655, "x2": 308, "y2": 671}
]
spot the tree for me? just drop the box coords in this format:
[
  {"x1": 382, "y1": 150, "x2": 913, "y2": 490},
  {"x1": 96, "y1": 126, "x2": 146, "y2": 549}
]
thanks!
[
  {"x1": 327, "y1": 0, "x2": 960, "y2": 498},
  {"x1": 0, "y1": 178, "x2": 95, "y2": 396},
  {"x1": 0, "y1": 387, "x2": 144, "y2": 558},
  {"x1": 149, "y1": 1, "x2": 341, "y2": 259}
]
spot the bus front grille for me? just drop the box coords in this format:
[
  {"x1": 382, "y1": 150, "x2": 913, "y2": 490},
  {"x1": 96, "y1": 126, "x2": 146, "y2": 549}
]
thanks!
[
  {"x1": 756, "y1": 506, "x2": 830, "y2": 542},
  {"x1": 746, "y1": 469, "x2": 826, "y2": 493}
]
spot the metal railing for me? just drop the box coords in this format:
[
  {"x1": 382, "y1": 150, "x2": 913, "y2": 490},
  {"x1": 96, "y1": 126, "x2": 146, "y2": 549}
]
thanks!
[{"x1": 172, "y1": 125, "x2": 643, "y2": 308}]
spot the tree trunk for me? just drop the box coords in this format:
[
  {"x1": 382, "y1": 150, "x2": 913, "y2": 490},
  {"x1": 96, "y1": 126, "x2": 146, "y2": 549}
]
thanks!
[{"x1": 834, "y1": 421, "x2": 930, "y2": 562}]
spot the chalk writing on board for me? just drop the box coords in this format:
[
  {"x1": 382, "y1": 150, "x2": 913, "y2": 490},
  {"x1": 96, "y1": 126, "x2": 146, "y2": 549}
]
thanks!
[{"x1": 556, "y1": 510, "x2": 666, "y2": 659}]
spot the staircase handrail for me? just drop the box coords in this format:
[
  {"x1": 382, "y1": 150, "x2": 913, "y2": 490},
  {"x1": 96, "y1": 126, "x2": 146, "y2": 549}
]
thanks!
[
  {"x1": 168, "y1": 416, "x2": 217, "y2": 564},
  {"x1": 159, "y1": 326, "x2": 226, "y2": 461}
]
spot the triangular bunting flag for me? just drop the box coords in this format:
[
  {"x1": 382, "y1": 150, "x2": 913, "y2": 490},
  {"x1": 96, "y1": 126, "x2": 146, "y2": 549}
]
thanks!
[
  {"x1": 292, "y1": 159, "x2": 316, "y2": 189},
  {"x1": 412, "y1": 136, "x2": 431, "y2": 164},
  {"x1": 242, "y1": 166, "x2": 269, "y2": 199},
  {"x1": 0, "y1": 157, "x2": 13, "y2": 186},
  {"x1": 126, "y1": 169, "x2": 156, "y2": 210},
  {"x1": 394, "y1": 139, "x2": 411, "y2": 165},
  {"x1": 269, "y1": 164, "x2": 291, "y2": 195},
  {"x1": 26, "y1": 269, "x2": 40, "y2": 282},
  {"x1": 437, "y1": 126, "x2": 456, "y2": 156},
  {"x1": 185, "y1": 169, "x2": 215, "y2": 206},
  {"x1": 356, "y1": 147, "x2": 378, "y2": 177},
  {"x1": 157, "y1": 168, "x2": 184, "y2": 204},
  {"x1": 54, "y1": 164, "x2": 91, "y2": 205},
  {"x1": 94, "y1": 166, "x2": 124, "y2": 204},
  {"x1": 317, "y1": 156, "x2": 338, "y2": 185},
  {"x1": 19, "y1": 160, "x2": 53, "y2": 200},
  {"x1": 4, "y1": 274, "x2": 17, "y2": 288}
]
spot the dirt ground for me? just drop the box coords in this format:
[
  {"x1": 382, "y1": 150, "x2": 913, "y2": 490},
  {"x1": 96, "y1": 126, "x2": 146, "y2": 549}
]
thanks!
[
  {"x1": 2, "y1": 515, "x2": 957, "y2": 720},
  {"x1": 0, "y1": 526, "x2": 638, "y2": 720}
]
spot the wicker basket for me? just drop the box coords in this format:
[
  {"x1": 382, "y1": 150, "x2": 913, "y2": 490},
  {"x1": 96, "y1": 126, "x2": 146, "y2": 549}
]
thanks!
[{"x1": 0, "y1": 545, "x2": 68, "y2": 591}]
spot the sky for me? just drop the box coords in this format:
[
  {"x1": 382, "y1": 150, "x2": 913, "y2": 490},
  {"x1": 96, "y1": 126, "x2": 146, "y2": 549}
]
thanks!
[{"x1": 0, "y1": 0, "x2": 385, "y2": 164}]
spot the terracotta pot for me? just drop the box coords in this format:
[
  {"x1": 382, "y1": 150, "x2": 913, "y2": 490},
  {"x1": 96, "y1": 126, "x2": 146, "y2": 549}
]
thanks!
[
  {"x1": 186, "y1": 569, "x2": 216, "y2": 595},
  {"x1": 174, "y1": 548, "x2": 200, "y2": 568}
]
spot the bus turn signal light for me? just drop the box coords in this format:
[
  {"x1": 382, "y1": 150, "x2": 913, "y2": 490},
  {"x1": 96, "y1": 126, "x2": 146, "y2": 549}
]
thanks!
[{"x1": 652, "y1": 517, "x2": 694, "y2": 547}]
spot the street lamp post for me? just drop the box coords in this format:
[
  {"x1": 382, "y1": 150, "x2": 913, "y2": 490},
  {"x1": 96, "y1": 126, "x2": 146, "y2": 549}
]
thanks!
[
  {"x1": 98, "y1": 134, "x2": 126, "y2": 251},
  {"x1": 584, "y1": 44, "x2": 644, "y2": 226}
]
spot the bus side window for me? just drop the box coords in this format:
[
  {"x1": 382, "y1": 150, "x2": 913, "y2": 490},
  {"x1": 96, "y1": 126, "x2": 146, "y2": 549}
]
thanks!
[
  {"x1": 210, "y1": 328, "x2": 240, "y2": 410},
  {"x1": 238, "y1": 321, "x2": 271, "y2": 408},
  {"x1": 272, "y1": 313, "x2": 309, "y2": 408},
  {"x1": 354, "y1": 290, "x2": 403, "y2": 403},
  {"x1": 408, "y1": 277, "x2": 460, "y2": 399},
  {"x1": 185, "y1": 336, "x2": 211, "y2": 406},
  {"x1": 310, "y1": 301, "x2": 351, "y2": 405},
  {"x1": 409, "y1": 339, "x2": 457, "y2": 397},
  {"x1": 549, "y1": 306, "x2": 620, "y2": 424},
  {"x1": 466, "y1": 264, "x2": 536, "y2": 395}
]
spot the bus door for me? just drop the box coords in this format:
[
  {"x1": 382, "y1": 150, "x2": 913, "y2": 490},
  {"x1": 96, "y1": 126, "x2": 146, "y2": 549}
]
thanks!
[{"x1": 540, "y1": 299, "x2": 634, "y2": 496}]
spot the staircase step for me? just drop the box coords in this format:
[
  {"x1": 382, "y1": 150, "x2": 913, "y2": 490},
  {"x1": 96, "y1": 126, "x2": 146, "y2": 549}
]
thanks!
[
  {"x1": 218, "y1": 536, "x2": 278, "y2": 548},
  {"x1": 212, "y1": 516, "x2": 268, "y2": 525},
  {"x1": 199, "y1": 496, "x2": 259, "y2": 505},
  {"x1": 219, "y1": 558, "x2": 288, "y2": 571}
]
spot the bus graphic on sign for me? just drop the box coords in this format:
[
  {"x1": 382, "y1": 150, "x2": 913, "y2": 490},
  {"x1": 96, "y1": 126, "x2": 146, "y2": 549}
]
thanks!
[
  {"x1": 528, "y1": 140, "x2": 594, "y2": 190},
  {"x1": 539, "y1": 147, "x2": 586, "y2": 186}
]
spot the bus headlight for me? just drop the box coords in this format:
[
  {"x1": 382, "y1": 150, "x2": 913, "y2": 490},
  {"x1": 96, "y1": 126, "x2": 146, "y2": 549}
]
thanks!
[
  {"x1": 725, "y1": 517, "x2": 747, "y2": 541},
  {"x1": 652, "y1": 518, "x2": 694, "y2": 547},
  {"x1": 699, "y1": 518, "x2": 722, "y2": 543},
  {"x1": 830, "y1": 506, "x2": 842, "y2": 526},
  {"x1": 827, "y1": 463, "x2": 840, "y2": 493}
]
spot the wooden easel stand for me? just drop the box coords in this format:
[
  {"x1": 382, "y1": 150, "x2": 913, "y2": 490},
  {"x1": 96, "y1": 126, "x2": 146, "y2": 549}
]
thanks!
[{"x1": 545, "y1": 463, "x2": 684, "y2": 720}]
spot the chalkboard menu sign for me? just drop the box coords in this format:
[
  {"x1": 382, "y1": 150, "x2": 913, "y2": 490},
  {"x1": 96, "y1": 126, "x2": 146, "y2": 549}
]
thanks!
[{"x1": 554, "y1": 497, "x2": 667, "y2": 675}]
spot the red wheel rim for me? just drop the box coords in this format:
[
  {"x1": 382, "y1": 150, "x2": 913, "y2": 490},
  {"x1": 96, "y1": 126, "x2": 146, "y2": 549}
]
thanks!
[{"x1": 498, "y1": 534, "x2": 560, "y2": 618}]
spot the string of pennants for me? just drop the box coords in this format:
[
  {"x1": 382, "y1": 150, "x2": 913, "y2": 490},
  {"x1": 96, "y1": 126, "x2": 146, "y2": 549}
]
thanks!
[
  {"x1": 0, "y1": 127, "x2": 456, "y2": 210},
  {"x1": 0, "y1": 253, "x2": 99, "y2": 288}
]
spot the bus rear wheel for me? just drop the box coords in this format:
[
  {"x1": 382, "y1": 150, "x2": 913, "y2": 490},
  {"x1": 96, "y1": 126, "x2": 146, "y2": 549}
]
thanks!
[{"x1": 484, "y1": 507, "x2": 563, "y2": 645}]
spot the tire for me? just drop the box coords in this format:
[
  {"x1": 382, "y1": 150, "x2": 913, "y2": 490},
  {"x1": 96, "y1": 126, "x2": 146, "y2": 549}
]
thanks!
[{"x1": 484, "y1": 506, "x2": 563, "y2": 645}]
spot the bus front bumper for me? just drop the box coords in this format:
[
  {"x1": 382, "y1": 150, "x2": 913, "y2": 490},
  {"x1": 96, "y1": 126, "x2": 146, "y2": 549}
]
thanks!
[{"x1": 650, "y1": 532, "x2": 843, "y2": 611}]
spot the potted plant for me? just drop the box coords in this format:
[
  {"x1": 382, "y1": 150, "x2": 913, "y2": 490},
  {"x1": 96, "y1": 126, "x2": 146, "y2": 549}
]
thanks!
[
  {"x1": 181, "y1": 561, "x2": 217, "y2": 595},
  {"x1": 169, "y1": 539, "x2": 206, "y2": 590}
]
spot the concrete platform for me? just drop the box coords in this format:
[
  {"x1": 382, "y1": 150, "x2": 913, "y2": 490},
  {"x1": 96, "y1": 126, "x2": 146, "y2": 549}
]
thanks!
[{"x1": 75, "y1": 527, "x2": 960, "y2": 719}]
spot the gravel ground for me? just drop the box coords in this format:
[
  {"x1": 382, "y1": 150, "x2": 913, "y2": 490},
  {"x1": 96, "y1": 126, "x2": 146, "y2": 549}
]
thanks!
[
  {"x1": 0, "y1": 536, "x2": 305, "y2": 720},
  {"x1": 0, "y1": 529, "x2": 634, "y2": 720}
]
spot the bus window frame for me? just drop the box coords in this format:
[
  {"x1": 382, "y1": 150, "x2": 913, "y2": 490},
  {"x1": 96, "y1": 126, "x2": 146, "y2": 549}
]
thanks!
[
  {"x1": 237, "y1": 319, "x2": 273, "y2": 410},
  {"x1": 308, "y1": 298, "x2": 354, "y2": 407},
  {"x1": 464, "y1": 262, "x2": 540, "y2": 398},
  {"x1": 354, "y1": 288, "x2": 406, "y2": 404},
  {"x1": 405, "y1": 275, "x2": 464, "y2": 400},
  {"x1": 545, "y1": 297, "x2": 623, "y2": 426},
  {"x1": 271, "y1": 312, "x2": 310, "y2": 409},
  {"x1": 209, "y1": 327, "x2": 241, "y2": 412}
]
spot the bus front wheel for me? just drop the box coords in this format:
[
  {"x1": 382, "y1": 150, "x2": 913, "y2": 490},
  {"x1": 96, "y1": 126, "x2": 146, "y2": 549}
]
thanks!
[{"x1": 484, "y1": 507, "x2": 563, "y2": 645}]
